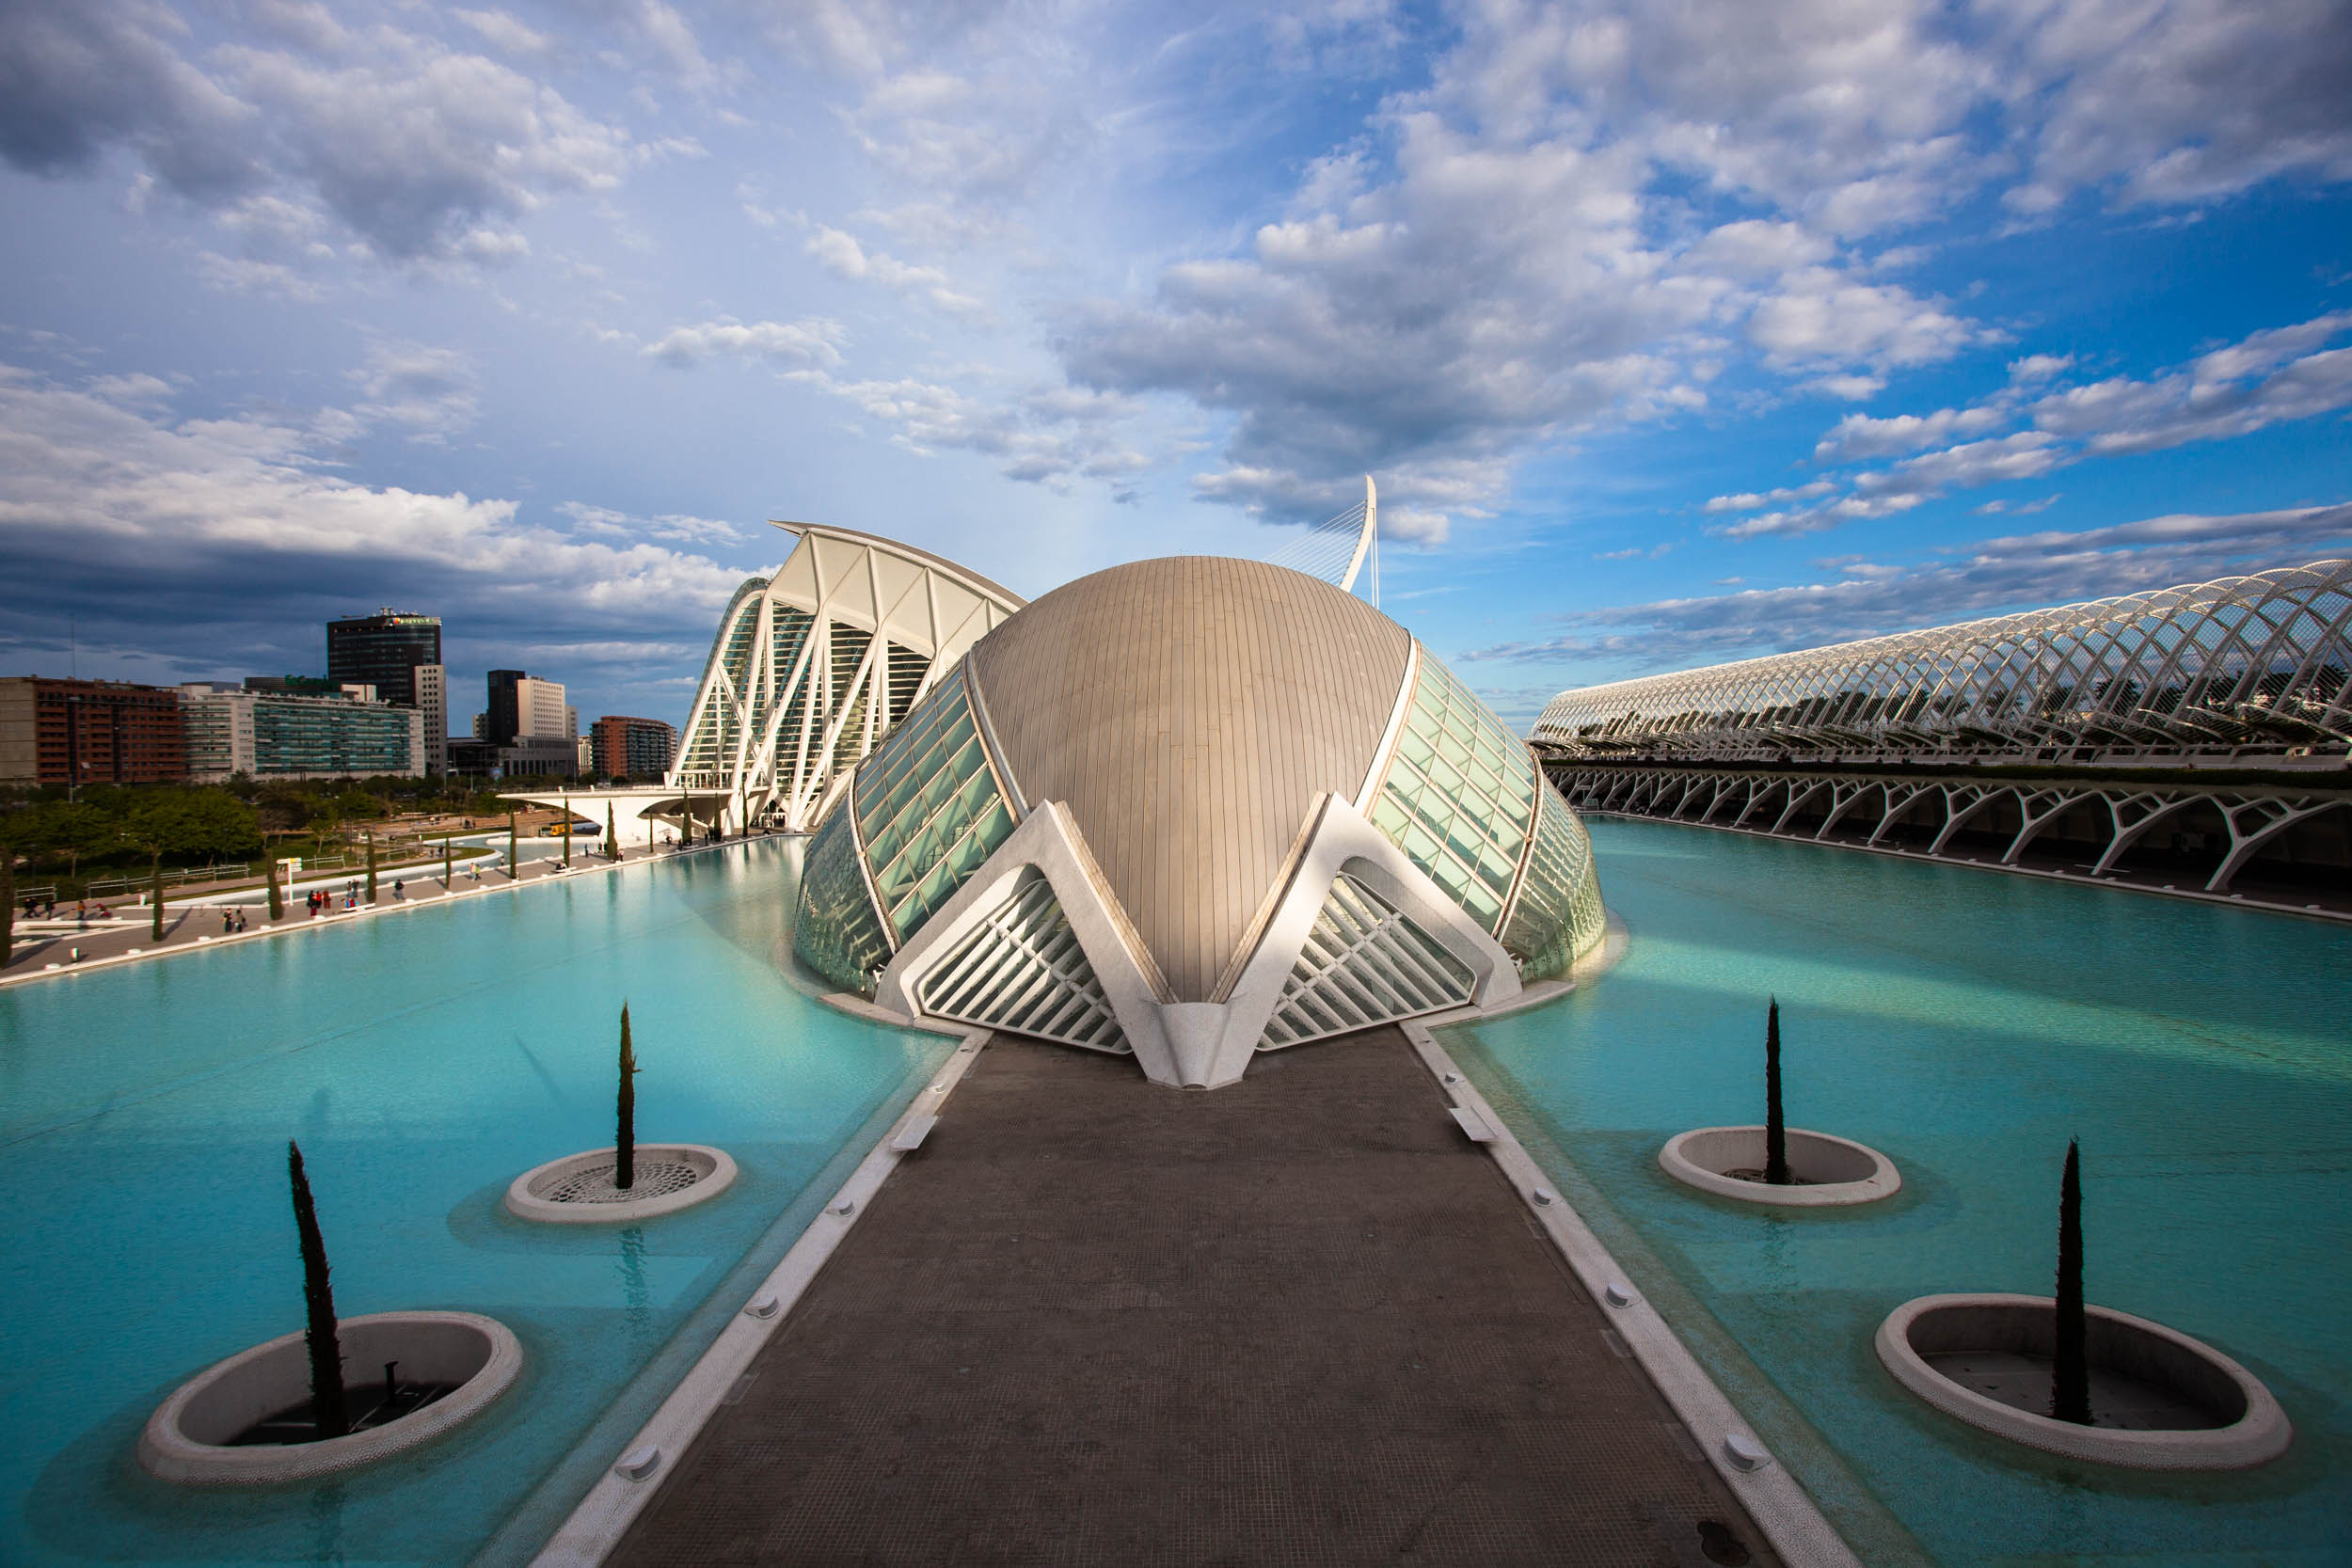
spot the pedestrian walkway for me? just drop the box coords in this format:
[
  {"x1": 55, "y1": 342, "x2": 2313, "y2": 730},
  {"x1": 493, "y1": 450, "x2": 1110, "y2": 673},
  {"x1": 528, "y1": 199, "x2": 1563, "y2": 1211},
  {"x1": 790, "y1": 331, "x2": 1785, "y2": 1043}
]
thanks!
[
  {"x1": 610, "y1": 1028, "x2": 1780, "y2": 1568},
  {"x1": 1, "y1": 847, "x2": 639, "y2": 979}
]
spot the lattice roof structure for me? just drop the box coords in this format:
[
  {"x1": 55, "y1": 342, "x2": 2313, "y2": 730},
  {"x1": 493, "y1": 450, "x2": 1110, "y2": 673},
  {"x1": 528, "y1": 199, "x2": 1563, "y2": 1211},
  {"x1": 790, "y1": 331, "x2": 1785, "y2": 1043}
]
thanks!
[{"x1": 1534, "y1": 560, "x2": 2352, "y2": 761}]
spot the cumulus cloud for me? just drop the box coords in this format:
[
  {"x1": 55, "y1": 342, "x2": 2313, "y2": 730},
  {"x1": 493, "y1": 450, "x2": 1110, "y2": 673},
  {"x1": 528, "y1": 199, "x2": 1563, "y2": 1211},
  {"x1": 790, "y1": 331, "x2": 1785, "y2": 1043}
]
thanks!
[
  {"x1": 1467, "y1": 501, "x2": 2352, "y2": 670},
  {"x1": 1036, "y1": 0, "x2": 2351, "y2": 534},
  {"x1": 0, "y1": 359, "x2": 741, "y2": 684},
  {"x1": 803, "y1": 225, "x2": 992, "y2": 323},
  {"x1": 643, "y1": 317, "x2": 846, "y2": 370},
  {"x1": 1720, "y1": 311, "x2": 2352, "y2": 537},
  {"x1": 0, "y1": 0, "x2": 640, "y2": 267},
  {"x1": 798, "y1": 372, "x2": 1150, "y2": 490}
]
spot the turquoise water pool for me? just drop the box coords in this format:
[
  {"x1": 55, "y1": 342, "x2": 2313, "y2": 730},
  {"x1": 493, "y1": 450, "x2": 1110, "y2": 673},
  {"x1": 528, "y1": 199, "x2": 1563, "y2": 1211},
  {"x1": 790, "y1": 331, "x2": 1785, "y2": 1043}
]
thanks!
[
  {"x1": 0, "y1": 840, "x2": 953, "y2": 1567},
  {"x1": 1445, "y1": 818, "x2": 2352, "y2": 1566}
]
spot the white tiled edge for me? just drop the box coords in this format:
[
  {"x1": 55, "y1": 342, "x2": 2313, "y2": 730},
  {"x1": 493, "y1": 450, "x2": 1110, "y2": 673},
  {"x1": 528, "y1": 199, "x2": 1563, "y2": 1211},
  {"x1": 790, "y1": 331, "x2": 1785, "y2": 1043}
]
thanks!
[
  {"x1": 1401, "y1": 1011, "x2": 1864, "y2": 1568},
  {"x1": 526, "y1": 1013, "x2": 992, "y2": 1568}
]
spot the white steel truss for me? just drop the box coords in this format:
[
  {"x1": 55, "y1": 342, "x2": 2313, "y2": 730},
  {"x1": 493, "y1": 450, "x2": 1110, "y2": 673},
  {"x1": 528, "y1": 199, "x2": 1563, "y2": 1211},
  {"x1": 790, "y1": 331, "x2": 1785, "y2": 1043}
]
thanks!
[
  {"x1": 1258, "y1": 872, "x2": 1476, "y2": 1048},
  {"x1": 911, "y1": 867, "x2": 1129, "y2": 1053},
  {"x1": 669, "y1": 523, "x2": 1023, "y2": 831},
  {"x1": 1534, "y1": 559, "x2": 2352, "y2": 764}
]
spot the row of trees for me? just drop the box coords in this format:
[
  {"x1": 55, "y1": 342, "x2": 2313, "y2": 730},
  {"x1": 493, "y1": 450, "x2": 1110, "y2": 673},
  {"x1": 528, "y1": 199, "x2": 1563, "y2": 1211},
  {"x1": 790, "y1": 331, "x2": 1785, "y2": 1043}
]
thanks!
[{"x1": 1, "y1": 776, "x2": 521, "y2": 893}]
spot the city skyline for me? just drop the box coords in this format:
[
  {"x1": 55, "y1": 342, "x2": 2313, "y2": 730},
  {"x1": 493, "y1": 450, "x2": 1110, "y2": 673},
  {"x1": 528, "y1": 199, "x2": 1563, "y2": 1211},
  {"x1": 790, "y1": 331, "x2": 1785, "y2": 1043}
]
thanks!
[{"x1": 2, "y1": 0, "x2": 2347, "y2": 730}]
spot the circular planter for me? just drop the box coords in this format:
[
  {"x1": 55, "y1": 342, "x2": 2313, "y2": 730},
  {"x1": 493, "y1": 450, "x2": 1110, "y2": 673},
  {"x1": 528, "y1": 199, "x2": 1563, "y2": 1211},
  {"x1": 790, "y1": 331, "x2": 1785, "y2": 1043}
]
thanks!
[
  {"x1": 1876, "y1": 1293, "x2": 2290, "y2": 1469},
  {"x1": 1659, "y1": 1125, "x2": 1900, "y2": 1207},
  {"x1": 503, "y1": 1143, "x2": 736, "y2": 1224},
  {"x1": 138, "y1": 1311, "x2": 520, "y2": 1484}
]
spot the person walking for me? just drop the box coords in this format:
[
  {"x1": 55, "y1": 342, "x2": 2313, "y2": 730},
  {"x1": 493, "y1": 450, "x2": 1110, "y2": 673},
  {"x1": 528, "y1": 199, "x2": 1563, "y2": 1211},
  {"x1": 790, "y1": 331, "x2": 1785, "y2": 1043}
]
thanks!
[{"x1": 392, "y1": 879, "x2": 405, "y2": 900}]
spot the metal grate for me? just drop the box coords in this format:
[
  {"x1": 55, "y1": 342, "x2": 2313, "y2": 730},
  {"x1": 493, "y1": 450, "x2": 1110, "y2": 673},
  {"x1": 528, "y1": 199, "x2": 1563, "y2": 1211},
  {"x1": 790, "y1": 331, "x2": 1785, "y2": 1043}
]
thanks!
[
  {"x1": 1260, "y1": 873, "x2": 1476, "y2": 1048},
  {"x1": 914, "y1": 870, "x2": 1128, "y2": 1052},
  {"x1": 543, "y1": 1159, "x2": 701, "y2": 1203}
]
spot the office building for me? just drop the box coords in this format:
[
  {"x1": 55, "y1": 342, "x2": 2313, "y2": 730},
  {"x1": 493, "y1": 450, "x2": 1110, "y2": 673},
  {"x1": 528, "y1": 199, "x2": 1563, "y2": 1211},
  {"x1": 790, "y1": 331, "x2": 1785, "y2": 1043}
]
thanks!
[
  {"x1": 0, "y1": 676, "x2": 187, "y2": 785},
  {"x1": 180, "y1": 684, "x2": 425, "y2": 782},
  {"x1": 326, "y1": 610, "x2": 441, "y2": 710},
  {"x1": 415, "y1": 663, "x2": 447, "y2": 775},
  {"x1": 590, "y1": 716, "x2": 679, "y2": 780},
  {"x1": 485, "y1": 671, "x2": 568, "y2": 747}
]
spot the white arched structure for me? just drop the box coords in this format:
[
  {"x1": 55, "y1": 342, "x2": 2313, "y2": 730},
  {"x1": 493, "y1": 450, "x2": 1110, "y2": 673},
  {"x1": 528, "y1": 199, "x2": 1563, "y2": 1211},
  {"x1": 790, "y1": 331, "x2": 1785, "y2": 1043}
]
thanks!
[
  {"x1": 669, "y1": 524, "x2": 1025, "y2": 832},
  {"x1": 1535, "y1": 559, "x2": 2352, "y2": 763}
]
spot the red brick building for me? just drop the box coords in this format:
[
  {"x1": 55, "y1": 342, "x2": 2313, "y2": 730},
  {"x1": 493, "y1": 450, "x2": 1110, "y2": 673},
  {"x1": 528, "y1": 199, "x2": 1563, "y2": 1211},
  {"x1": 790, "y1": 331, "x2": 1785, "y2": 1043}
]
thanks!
[
  {"x1": 589, "y1": 714, "x2": 679, "y2": 781},
  {"x1": 0, "y1": 677, "x2": 187, "y2": 786}
]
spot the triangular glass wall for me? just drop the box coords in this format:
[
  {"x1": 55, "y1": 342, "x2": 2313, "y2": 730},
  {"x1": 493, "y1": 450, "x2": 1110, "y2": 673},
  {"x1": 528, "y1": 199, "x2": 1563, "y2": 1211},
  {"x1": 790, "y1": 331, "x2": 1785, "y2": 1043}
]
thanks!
[{"x1": 1259, "y1": 873, "x2": 1475, "y2": 1048}]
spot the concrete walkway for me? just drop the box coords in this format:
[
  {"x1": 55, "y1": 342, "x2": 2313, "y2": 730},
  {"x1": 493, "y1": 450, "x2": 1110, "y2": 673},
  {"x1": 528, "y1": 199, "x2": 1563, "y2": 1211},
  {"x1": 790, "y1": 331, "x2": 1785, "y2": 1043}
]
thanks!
[
  {"x1": 0, "y1": 845, "x2": 657, "y2": 981},
  {"x1": 612, "y1": 1029, "x2": 1780, "y2": 1568}
]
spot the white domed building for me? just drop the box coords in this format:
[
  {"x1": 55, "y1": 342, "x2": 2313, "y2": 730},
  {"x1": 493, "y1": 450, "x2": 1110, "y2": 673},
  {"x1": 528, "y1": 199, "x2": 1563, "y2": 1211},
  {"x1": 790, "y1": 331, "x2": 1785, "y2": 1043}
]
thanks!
[{"x1": 795, "y1": 554, "x2": 1606, "y2": 1088}]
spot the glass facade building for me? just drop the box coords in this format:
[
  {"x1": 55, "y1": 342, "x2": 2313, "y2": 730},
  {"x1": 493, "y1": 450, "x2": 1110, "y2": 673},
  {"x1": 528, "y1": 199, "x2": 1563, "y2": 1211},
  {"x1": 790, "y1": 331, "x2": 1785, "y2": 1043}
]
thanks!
[{"x1": 326, "y1": 610, "x2": 441, "y2": 710}]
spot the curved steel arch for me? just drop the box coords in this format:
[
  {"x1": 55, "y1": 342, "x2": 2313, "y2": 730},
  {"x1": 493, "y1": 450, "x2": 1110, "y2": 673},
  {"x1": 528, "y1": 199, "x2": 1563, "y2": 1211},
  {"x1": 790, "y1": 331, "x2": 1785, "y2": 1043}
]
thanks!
[{"x1": 1534, "y1": 559, "x2": 2352, "y2": 762}]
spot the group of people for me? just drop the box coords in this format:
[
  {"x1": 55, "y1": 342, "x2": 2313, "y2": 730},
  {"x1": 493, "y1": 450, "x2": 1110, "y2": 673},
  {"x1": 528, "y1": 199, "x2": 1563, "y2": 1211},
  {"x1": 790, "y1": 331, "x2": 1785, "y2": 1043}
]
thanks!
[{"x1": 218, "y1": 907, "x2": 250, "y2": 934}]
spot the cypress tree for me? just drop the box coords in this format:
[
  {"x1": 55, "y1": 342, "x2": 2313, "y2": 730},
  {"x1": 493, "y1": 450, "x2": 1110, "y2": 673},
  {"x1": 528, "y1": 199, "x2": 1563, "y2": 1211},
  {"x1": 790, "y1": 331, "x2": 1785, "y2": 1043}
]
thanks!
[
  {"x1": 1764, "y1": 997, "x2": 1789, "y2": 1185},
  {"x1": 2, "y1": 853, "x2": 15, "y2": 968},
  {"x1": 607, "y1": 802, "x2": 618, "y2": 861},
  {"x1": 616, "y1": 1003, "x2": 638, "y2": 1190},
  {"x1": 443, "y1": 836, "x2": 453, "y2": 888},
  {"x1": 365, "y1": 832, "x2": 378, "y2": 905},
  {"x1": 267, "y1": 855, "x2": 284, "y2": 921},
  {"x1": 560, "y1": 797, "x2": 572, "y2": 868},
  {"x1": 507, "y1": 809, "x2": 517, "y2": 879},
  {"x1": 2052, "y1": 1139, "x2": 2091, "y2": 1424},
  {"x1": 288, "y1": 1141, "x2": 350, "y2": 1440},
  {"x1": 150, "y1": 852, "x2": 165, "y2": 942}
]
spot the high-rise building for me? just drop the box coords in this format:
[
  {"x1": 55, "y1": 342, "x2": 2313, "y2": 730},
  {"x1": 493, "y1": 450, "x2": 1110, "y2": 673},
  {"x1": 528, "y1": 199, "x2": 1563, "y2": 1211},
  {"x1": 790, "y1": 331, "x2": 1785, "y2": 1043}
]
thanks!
[
  {"x1": 326, "y1": 610, "x2": 441, "y2": 709},
  {"x1": 590, "y1": 715, "x2": 680, "y2": 780},
  {"x1": 181, "y1": 684, "x2": 424, "y2": 782},
  {"x1": 484, "y1": 669, "x2": 574, "y2": 776},
  {"x1": 415, "y1": 663, "x2": 447, "y2": 774},
  {"x1": 0, "y1": 676, "x2": 187, "y2": 785}
]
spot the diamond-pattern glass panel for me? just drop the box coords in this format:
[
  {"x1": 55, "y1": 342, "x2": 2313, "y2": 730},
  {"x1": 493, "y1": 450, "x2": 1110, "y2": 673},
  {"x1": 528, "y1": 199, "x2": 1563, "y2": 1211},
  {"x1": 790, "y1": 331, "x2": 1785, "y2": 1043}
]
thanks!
[
  {"x1": 1371, "y1": 653, "x2": 1539, "y2": 935},
  {"x1": 852, "y1": 667, "x2": 1016, "y2": 942},
  {"x1": 1500, "y1": 781, "x2": 1607, "y2": 980},
  {"x1": 794, "y1": 800, "x2": 893, "y2": 992}
]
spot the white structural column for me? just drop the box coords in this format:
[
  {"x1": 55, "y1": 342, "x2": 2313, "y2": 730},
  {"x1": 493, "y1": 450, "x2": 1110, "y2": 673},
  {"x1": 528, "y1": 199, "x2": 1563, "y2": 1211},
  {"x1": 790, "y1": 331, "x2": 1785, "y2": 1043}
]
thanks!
[{"x1": 669, "y1": 524, "x2": 1023, "y2": 832}]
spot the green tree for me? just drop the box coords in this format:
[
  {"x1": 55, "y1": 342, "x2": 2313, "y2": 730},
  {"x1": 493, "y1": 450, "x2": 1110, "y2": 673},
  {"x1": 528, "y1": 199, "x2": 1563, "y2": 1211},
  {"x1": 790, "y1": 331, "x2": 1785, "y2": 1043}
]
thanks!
[
  {"x1": 1764, "y1": 997, "x2": 1789, "y2": 1186},
  {"x1": 288, "y1": 1142, "x2": 350, "y2": 1440},
  {"x1": 2052, "y1": 1140, "x2": 2090, "y2": 1424},
  {"x1": 267, "y1": 855, "x2": 284, "y2": 921},
  {"x1": 507, "y1": 809, "x2": 517, "y2": 879},
  {"x1": 149, "y1": 853, "x2": 164, "y2": 941},
  {"x1": 616, "y1": 1003, "x2": 638, "y2": 1190},
  {"x1": 2, "y1": 851, "x2": 14, "y2": 967},
  {"x1": 365, "y1": 832, "x2": 378, "y2": 905},
  {"x1": 607, "y1": 802, "x2": 618, "y2": 862}
]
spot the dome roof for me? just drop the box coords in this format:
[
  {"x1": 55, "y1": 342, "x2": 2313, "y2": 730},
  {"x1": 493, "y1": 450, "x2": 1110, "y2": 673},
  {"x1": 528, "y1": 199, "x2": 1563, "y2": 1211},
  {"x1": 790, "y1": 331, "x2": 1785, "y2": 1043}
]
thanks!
[{"x1": 967, "y1": 556, "x2": 1413, "y2": 1000}]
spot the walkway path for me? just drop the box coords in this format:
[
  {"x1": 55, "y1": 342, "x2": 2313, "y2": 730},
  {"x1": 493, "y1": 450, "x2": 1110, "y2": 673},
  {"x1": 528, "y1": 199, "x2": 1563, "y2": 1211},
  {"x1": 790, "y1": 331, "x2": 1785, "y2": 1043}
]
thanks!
[
  {"x1": 0, "y1": 845, "x2": 663, "y2": 981},
  {"x1": 612, "y1": 1029, "x2": 1779, "y2": 1568}
]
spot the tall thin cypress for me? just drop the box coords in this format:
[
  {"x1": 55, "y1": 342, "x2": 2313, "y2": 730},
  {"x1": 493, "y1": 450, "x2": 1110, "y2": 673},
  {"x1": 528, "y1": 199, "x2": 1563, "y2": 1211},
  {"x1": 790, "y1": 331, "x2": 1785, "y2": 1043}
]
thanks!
[
  {"x1": 288, "y1": 1141, "x2": 350, "y2": 1439},
  {"x1": 149, "y1": 853, "x2": 165, "y2": 942},
  {"x1": 2, "y1": 853, "x2": 15, "y2": 967},
  {"x1": 2052, "y1": 1139, "x2": 2090, "y2": 1424},
  {"x1": 443, "y1": 836, "x2": 453, "y2": 888},
  {"x1": 267, "y1": 855, "x2": 284, "y2": 921},
  {"x1": 615, "y1": 1003, "x2": 638, "y2": 1190},
  {"x1": 365, "y1": 832, "x2": 378, "y2": 904},
  {"x1": 507, "y1": 810, "x2": 518, "y2": 879},
  {"x1": 1764, "y1": 996, "x2": 1789, "y2": 1185},
  {"x1": 607, "y1": 802, "x2": 618, "y2": 861},
  {"x1": 560, "y1": 797, "x2": 572, "y2": 868}
]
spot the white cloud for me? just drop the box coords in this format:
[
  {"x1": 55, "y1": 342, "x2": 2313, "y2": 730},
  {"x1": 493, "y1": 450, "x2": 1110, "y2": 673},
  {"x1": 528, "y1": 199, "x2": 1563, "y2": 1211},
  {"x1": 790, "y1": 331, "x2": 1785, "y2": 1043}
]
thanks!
[
  {"x1": 643, "y1": 317, "x2": 847, "y2": 370},
  {"x1": 799, "y1": 372, "x2": 1150, "y2": 490},
  {"x1": 1467, "y1": 500, "x2": 2352, "y2": 669},
  {"x1": 349, "y1": 341, "x2": 478, "y2": 443},
  {"x1": 803, "y1": 225, "x2": 993, "y2": 323},
  {"x1": 0, "y1": 360, "x2": 742, "y2": 671}
]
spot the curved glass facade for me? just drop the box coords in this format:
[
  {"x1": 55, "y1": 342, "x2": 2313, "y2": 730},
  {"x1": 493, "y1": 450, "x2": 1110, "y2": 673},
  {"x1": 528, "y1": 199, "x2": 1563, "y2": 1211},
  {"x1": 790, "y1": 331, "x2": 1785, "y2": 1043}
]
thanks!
[
  {"x1": 1368, "y1": 654, "x2": 1540, "y2": 934},
  {"x1": 1499, "y1": 783, "x2": 1607, "y2": 980},
  {"x1": 1534, "y1": 558, "x2": 2352, "y2": 761},
  {"x1": 852, "y1": 666, "x2": 1017, "y2": 942},
  {"x1": 792, "y1": 802, "x2": 894, "y2": 992}
]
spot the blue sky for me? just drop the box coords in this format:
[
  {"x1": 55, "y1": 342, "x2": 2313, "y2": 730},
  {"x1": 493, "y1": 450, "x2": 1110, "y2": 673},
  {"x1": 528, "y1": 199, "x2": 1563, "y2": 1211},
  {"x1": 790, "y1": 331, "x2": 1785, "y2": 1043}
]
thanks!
[{"x1": 2, "y1": 0, "x2": 2347, "y2": 733}]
